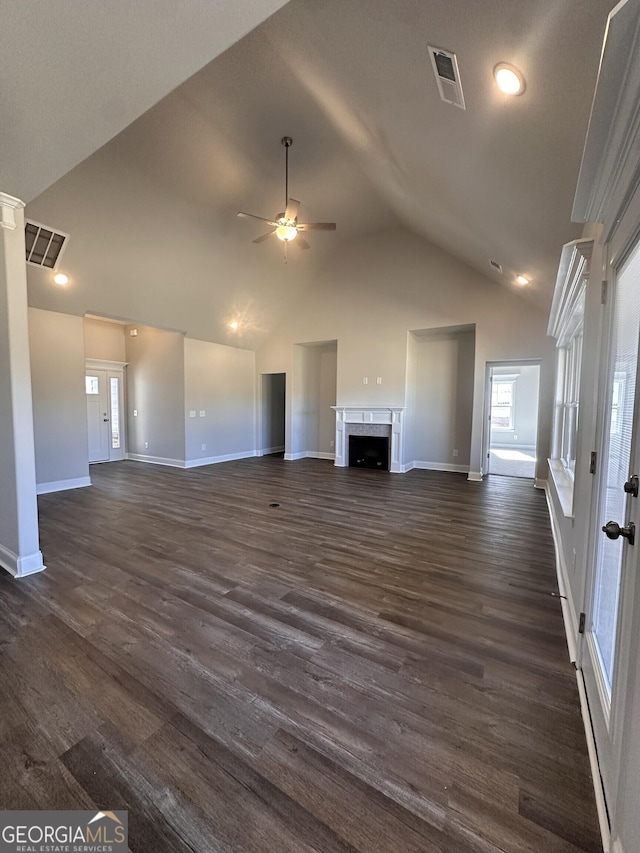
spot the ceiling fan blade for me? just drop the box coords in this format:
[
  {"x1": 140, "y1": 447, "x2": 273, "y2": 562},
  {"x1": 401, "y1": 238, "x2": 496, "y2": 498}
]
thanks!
[
  {"x1": 295, "y1": 235, "x2": 311, "y2": 250},
  {"x1": 238, "y1": 212, "x2": 279, "y2": 227},
  {"x1": 252, "y1": 231, "x2": 275, "y2": 244},
  {"x1": 296, "y1": 222, "x2": 336, "y2": 231},
  {"x1": 285, "y1": 198, "x2": 300, "y2": 221}
]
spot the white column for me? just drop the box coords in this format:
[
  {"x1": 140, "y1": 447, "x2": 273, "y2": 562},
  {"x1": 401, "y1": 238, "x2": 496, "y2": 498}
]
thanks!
[{"x1": 0, "y1": 193, "x2": 45, "y2": 577}]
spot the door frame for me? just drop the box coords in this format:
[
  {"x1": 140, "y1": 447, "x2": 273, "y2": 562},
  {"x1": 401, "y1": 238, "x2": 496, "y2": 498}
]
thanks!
[
  {"x1": 579, "y1": 185, "x2": 640, "y2": 820},
  {"x1": 482, "y1": 359, "x2": 542, "y2": 481},
  {"x1": 86, "y1": 358, "x2": 127, "y2": 462}
]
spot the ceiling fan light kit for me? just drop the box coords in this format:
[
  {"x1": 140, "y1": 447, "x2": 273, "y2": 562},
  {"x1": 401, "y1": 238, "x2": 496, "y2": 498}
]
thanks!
[{"x1": 237, "y1": 136, "x2": 336, "y2": 256}]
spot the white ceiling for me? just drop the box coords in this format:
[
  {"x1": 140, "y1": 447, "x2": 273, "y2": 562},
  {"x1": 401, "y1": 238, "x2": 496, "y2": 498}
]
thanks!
[
  {"x1": 20, "y1": 0, "x2": 615, "y2": 343},
  {"x1": 0, "y1": 0, "x2": 289, "y2": 202}
]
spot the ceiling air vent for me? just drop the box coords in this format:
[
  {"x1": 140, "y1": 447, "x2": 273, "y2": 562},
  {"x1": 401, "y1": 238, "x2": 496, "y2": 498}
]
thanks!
[
  {"x1": 24, "y1": 220, "x2": 69, "y2": 269},
  {"x1": 490, "y1": 259, "x2": 503, "y2": 273},
  {"x1": 428, "y1": 45, "x2": 465, "y2": 110}
]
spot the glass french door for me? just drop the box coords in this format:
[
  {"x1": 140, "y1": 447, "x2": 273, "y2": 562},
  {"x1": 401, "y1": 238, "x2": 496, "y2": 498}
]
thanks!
[{"x1": 582, "y1": 233, "x2": 640, "y2": 809}]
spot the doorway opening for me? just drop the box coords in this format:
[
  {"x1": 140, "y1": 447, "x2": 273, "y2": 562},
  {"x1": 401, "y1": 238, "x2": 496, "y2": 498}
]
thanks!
[
  {"x1": 260, "y1": 373, "x2": 286, "y2": 456},
  {"x1": 485, "y1": 362, "x2": 540, "y2": 479}
]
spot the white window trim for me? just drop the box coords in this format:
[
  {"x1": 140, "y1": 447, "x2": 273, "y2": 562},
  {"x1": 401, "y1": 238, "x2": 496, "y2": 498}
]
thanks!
[{"x1": 548, "y1": 238, "x2": 593, "y2": 516}]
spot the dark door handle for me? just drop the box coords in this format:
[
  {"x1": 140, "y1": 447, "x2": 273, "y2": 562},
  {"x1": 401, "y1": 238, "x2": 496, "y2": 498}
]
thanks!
[
  {"x1": 602, "y1": 520, "x2": 635, "y2": 545},
  {"x1": 624, "y1": 475, "x2": 639, "y2": 497}
]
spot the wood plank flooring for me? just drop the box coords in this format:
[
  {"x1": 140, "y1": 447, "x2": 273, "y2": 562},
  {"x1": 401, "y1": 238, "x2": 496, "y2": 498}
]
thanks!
[{"x1": 0, "y1": 458, "x2": 602, "y2": 852}]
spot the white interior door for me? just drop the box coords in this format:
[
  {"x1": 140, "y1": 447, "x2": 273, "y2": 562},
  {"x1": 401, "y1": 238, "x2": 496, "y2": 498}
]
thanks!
[
  {"x1": 582, "y1": 233, "x2": 640, "y2": 811},
  {"x1": 86, "y1": 369, "x2": 110, "y2": 462}
]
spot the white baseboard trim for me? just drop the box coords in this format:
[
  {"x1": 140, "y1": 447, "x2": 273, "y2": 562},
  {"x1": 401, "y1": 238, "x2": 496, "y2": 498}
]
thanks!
[
  {"x1": 544, "y1": 482, "x2": 579, "y2": 662},
  {"x1": 258, "y1": 445, "x2": 285, "y2": 456},
  {"x1": 534, "y1": 477, "x2": 548, "y2": 490},
  {"x1": 413, "y1": 460, "x2": 470, "y2": 474},
  {"x1": 402, "y1": 461, "x2": 415, "y2": 473},
  {"x1": 37, "y1": 476, "x2": 92, "y2": 495},
  {"x1": 0, "y1": 542, "x2": 46, "y2": 577},
  {"x1": 127, "y1": 453, "x2": 185, "y2": 468},
  {"x1": 284, "y1": 452, "x2": 307, "y2": 461},
  {"x1": 184, "y1": 450, "x2": 258, "y2": 469},
  {"x1": 576, "y1": 668, "x2": 611, "y2": 853},
  {"x1": 306, "y1": 452, "x2": 335, "y2": 461},
  {"x1": 467, "y1": 471, "x2": 483, "y2": 482}
]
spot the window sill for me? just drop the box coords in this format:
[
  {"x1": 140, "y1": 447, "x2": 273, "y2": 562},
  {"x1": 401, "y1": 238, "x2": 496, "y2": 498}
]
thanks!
[{"x1": 548, "y1": 458, "x2": 575, "y2": 518}]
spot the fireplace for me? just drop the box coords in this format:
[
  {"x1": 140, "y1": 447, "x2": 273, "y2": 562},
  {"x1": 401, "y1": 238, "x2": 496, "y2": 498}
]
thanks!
[
  {"x1": 349, "y1": 435, "x2": 389, "y2": 470},
  {"x1": 331, "y1": 406, "x2": 405, "y2": 473}
]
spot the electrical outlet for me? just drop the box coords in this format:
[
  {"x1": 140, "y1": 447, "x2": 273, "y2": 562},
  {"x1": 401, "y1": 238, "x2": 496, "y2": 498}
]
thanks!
[
  {"x1": 513, "y1": 434, "x2": 518, "y2": 440},
  {"x1": 376, "y1": 376, "x2": 382, "y2": 385},
  {"x1": 453, "y1": 449, "x2": 459, "y2": 457},
  {"x1": 133, "y1": 409, "x2": 138, "y2": 417},
  {"x1": 144, "y1": 441, "x2": 149, "y2": 449},
  {"x1": 201, "y1": 443, "x2": 206, "y2": 452},
  {"x1": 199, "y1": 410, "x2": 206, "y2": 418},
  {"x1": 363, "y1": 377, "x2": 368, "y2": 385},
  {"x1": 330, "y1": 440, "x2": 334, "y2": 448},
  {"x1": 189, "y1": 410, "x2": 196, "y2": 418}
]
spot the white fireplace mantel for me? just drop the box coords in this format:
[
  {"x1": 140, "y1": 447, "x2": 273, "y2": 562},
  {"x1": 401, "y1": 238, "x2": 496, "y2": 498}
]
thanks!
[{"x1": 331, "y1": 406, "x2": 406, "y2": 473}]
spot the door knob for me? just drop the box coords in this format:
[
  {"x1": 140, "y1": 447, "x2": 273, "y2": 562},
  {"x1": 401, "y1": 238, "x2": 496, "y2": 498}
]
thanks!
[
  {"x1": 602, "y1": 520, "x2": 635, "y2": 545},
  {"x1": 624, "y1": 474, "x2": 639, "y2": 497}
]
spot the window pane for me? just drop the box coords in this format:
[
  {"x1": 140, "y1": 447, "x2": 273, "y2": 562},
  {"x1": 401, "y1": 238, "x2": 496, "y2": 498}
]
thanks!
[
  {"x1": 110, "y1": 377, "x2": 120, "y2": 449},
  {"x1": 85, "y1": 376, "x2": 99, "y2": 395},
  {"x1": 491, "y1": 380, "x2": 514, "y2": 429}
]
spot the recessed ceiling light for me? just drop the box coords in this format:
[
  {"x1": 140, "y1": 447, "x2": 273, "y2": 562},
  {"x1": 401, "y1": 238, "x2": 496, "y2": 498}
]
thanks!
[
  {"x1": 494, "y1": 63, "x2": 526, "y2": 96},
  {"x1": 516, "y1": 274, "x2": 530, "y2": 285},
  {"x1": 53, "y1": 272, "x2": 69, "y2": 286},
  {"x1": 228, "y1": 320, "x2": 240, "y2": 331}
]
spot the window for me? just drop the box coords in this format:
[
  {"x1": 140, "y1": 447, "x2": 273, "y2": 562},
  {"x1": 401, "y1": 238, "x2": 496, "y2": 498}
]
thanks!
[
  {"x1": 558, "y1": 325, "x2": 583, "y2": 477},
  {"x1": 85, "y1": 375, "x2": 99, "y2": 395},
  {"x1": 110, "y1": 376, "x2": 121, "y2": 449},
  {"x1": 491, "y1": 380, "x2": 515, "y2": 430},
  {"x1": 547, "y1": 238, "x2": 592, "y2": 515}
]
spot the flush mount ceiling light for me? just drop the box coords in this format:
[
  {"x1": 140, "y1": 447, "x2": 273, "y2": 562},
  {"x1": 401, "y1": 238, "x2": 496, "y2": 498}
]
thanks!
[
  {"x1": 228, "y1": 320, "x2": 240, "y2": 331},
  {"x1": 494, "y1": 63, "x2": 526, "y2": 96},
  {"x1": 516, "y1": 274, "x2": 530, "y2": 285},
  {"x1": 53, "y1": 272, "x2": 69, "y2": 286}
]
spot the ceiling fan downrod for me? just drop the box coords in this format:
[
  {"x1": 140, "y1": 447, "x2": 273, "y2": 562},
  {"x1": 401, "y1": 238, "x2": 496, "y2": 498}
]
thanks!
[{"x1": 281, "y1": 136, "x2": 293, "y2": 211}]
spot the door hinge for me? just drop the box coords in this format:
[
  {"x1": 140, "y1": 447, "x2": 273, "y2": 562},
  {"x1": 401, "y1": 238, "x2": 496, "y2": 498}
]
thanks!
[
  {"x1": 590, "y1": 451, "x2": 597, "y2": 474},
  {"x1": 579, "y1": 612, "x2": 586, "y2": 634},
  {"x1": 602, "y1": 280, "x2": 608, "y2": 304}
]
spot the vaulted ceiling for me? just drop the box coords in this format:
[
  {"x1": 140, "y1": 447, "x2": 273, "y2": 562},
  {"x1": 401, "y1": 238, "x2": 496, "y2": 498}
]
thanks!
[{"x1": 17, "y1": 0, "x2": 614, "y2": 346}]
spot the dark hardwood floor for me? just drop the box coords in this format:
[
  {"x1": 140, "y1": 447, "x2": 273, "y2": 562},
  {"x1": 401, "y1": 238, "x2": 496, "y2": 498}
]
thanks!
[{"x1": 0, "y1": 458, "x2": 601, "y2": 852}]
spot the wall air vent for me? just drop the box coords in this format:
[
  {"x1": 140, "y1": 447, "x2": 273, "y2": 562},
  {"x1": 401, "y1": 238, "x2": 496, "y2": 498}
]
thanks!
[
  {"x1": 428, "y1": 45, "x2": 465, "y2": 110},
  {"x1": 24, "y1": 220, "x2": 69, "y2": 269},
  {"x1": 490, "y1": 259, "x2": 503, "y2": 273}
]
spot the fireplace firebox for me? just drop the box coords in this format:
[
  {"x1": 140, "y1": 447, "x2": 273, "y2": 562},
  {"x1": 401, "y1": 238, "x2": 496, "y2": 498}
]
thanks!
[{"x1": 348, "y1": 435, "x2": 389, "y2": 470}]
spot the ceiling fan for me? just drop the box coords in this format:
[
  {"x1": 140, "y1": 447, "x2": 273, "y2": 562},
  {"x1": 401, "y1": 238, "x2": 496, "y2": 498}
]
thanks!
[{"x1": 237, "y1": 136, "x2": 336, "y2": 254}]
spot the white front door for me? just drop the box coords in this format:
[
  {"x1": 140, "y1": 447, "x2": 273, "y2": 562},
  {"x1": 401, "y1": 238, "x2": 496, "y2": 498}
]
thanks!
[
  {"x1": 581, "y1": 230, "x2": 640, "y2": 812},
  {"x1": 86, "y1": 369, "x2": 110, "y2": 462}
]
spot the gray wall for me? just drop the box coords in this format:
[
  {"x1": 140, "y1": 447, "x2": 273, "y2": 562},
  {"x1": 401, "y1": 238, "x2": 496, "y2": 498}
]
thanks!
[
  {"x1": 261, "y1": 373, "x2": 285, "y2": 454},
  {"x1": 291, "y1": 341, "x2": 337, "y2": 458},
  {"x1": 490, "y1": 363, "x2": 540, "y2": 449},
  {"x1": 125, "y1": 324, "x2": 186, "y2": 463},
  {"x1": 29, "y1": 308, "x2": 89, "y2": 489},
  {"x1": 83, "y1": 317, "x2": 127, "y2": 362},
  {"x1": 409, "y1": 327, "x2": 474, "y2": 470},
  {"x1": 184, "y1": 338, "x2": 255, "y2": 463},
  {"x1": 257, "y1": 229, "x2": 554, "y2": 478}
]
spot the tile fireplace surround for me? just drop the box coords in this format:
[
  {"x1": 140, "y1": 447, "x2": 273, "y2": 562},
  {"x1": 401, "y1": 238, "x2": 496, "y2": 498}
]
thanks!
[{"x1": 331, "y1": 406, "x2": 405, "y2": 473}]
